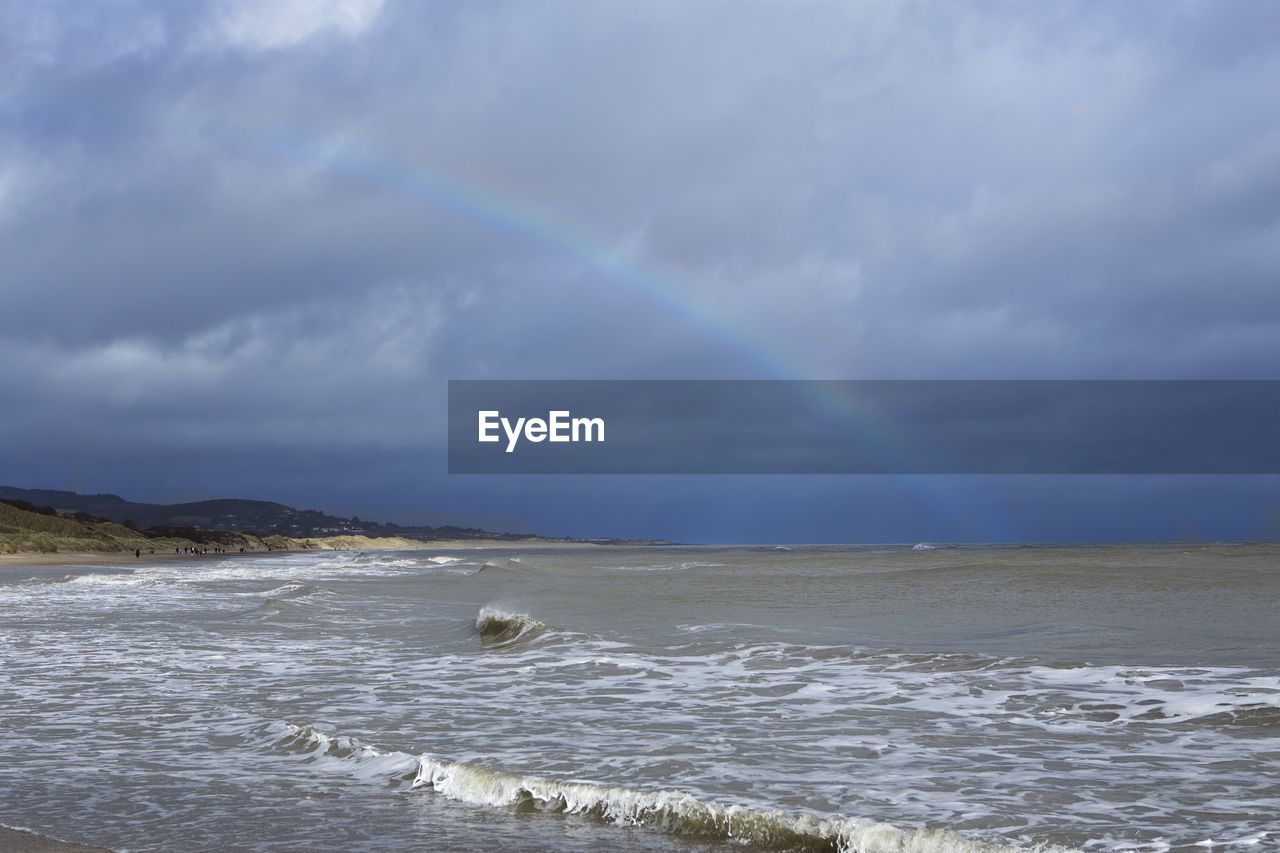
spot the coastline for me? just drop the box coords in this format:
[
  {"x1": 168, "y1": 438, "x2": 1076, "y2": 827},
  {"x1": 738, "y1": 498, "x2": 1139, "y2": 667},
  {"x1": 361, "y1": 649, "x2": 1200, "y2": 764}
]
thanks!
[
  {"x1": 0, "y1": 537, "x2": 596, "y2": 570},
  {"x1": 0, "y1": 827, "x2": 111, "y2": 853},
  {"x1": 6, "y1": 543, "x2": 1277, "y2": 848},
  {"x1": 0, "y1": 548, "x2": 288, "y2": 568}
]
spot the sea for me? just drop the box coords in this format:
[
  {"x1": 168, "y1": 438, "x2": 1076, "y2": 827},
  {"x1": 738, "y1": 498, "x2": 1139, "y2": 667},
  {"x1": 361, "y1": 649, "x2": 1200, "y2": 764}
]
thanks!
[{"x1": 1, "y1": 544, "x2": 1277, "y2": 852}]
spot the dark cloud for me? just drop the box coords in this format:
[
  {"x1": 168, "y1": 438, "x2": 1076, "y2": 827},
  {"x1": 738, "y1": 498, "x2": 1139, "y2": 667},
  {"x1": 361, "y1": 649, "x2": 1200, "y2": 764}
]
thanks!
[{"x1": 1, "y1": 0, "x2": 1278, "y2": 538}]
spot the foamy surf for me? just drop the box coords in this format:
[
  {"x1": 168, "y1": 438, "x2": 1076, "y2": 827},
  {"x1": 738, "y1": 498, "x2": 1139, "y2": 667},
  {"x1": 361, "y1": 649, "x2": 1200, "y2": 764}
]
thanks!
[
  {"x1": 257, "y1": 580, "x2": 342, "y2": 599},
  {"x1": 10, "y1": 544, "x2": 1280, "y2": 850},
  {"x1": 275, "y1": 723, "x2": 1064, "y2": 853},
  {"x1": 8, "y1": 573, "x2": 83, "y2": 586},
  {"x1": 606, "y1": 560, "x2": 727, "y2": 572}
]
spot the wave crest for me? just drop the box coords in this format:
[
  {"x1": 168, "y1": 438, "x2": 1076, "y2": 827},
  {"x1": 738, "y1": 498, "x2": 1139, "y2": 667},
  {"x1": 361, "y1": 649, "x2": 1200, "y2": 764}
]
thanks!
[
  {"x1": 475, "y1": 606, "x2": 548, "y2": 646},
  {"x1": 415, "y1": 757, "x2": 878, "y2": 851},
  {"x1": 260, "y1": 580, "x2": 340, "y2": 599},
  {"x1": 275, "y1": 723, "x2": 419, "y2": 780},
  {"x1": 12, "y1": 573, "x2": 82, "y2": 586},
  {"x1": 273, "y1": 722, "x2": 1066, "y2": 853}
]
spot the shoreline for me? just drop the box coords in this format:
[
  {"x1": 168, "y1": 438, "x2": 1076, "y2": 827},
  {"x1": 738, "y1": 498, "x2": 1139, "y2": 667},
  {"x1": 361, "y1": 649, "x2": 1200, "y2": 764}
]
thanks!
[
  {"x1": 0, "y1": 548, "x2": 290, "y2": 568},
  {"x1": 0, "y1": 827, "x2": 111, "y2": 853},
  {"x1": 0, "y1": 538, "x2": 598, "y2": 570}
]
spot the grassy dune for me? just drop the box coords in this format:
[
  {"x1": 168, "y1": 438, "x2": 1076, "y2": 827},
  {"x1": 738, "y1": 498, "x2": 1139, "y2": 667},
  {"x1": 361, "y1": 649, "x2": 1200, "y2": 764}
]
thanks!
[
  {"x1": 0, "y1": 501, "x2": 561, "y2": 558},
  {"x1": 0, "y1": 501, "x2": 291, "y2": 555},
  {"x1": 295, "y1": 534, "x2": 437, "y2": 550}
]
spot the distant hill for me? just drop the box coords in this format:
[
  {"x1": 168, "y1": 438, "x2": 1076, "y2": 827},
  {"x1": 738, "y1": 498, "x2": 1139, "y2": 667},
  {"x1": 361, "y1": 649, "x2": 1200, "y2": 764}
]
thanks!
[
  {"x1": 0, "y1": 498, "x2": 291, "y2": 555},
  {"x1": 0, "y1": 485, "x2": 538, "y2": 542}
]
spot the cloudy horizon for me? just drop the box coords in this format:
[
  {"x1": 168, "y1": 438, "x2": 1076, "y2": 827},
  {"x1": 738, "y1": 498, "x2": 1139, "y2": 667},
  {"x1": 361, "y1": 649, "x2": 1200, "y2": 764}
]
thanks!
[{"x1": 3, "y1": 0, "x2": 1279, "y2": 542}]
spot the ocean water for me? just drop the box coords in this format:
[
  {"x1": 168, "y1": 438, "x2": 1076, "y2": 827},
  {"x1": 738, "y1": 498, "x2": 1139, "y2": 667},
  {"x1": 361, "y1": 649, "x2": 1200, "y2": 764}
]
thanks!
[{"x1": 1, "y1": 544, "x2": 1278, "y2": 852}]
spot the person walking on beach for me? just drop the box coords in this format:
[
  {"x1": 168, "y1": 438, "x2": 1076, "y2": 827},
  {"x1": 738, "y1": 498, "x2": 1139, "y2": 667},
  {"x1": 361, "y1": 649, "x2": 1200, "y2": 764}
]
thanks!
[{"x1": 134, "y1": 548, "x2": 140, "y2": 558}]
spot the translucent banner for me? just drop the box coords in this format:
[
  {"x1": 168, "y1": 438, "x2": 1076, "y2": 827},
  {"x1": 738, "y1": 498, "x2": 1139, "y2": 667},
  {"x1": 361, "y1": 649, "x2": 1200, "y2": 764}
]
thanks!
[{"x1": 447, "y1": 380, "x2": 1280, "y2": 474}]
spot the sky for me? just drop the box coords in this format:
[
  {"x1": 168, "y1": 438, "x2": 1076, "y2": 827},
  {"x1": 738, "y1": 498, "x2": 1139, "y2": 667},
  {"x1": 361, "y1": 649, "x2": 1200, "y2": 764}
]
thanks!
[{"x1": 1, "y1": 0, "x2": 1279, "y2": 542}]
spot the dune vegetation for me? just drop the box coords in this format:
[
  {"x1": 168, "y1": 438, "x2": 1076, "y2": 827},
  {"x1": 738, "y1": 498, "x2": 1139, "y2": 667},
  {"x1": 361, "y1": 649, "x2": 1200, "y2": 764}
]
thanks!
[
  {"x1": 0, "y1": 494, "x2": 574, "y2": 558},
  {"x1": 0, "y1": 499, "x2": 295, "y2": 555}
]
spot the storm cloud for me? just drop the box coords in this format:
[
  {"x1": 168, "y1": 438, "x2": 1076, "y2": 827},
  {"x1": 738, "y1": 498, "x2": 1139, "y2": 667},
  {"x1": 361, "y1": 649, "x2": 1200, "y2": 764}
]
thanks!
[{"x1": 2, "y1": 0, "x2": 1278, "y2": 540}]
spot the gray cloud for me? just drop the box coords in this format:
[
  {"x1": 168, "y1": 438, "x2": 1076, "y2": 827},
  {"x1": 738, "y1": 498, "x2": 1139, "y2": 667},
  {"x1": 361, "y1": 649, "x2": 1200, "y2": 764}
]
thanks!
[{"x1": 1, "y1": 0, "x2": 1278, "y2": 537}]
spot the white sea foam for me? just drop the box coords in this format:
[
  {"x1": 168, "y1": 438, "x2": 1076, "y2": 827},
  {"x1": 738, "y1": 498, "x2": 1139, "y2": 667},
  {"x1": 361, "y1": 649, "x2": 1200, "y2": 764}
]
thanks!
[
  {"x1": 275, "y1": 722, "x2": 1062, "y2": 852},
  {"x1": 606, "y1": 561, "x2": 727, "y2": 573}
]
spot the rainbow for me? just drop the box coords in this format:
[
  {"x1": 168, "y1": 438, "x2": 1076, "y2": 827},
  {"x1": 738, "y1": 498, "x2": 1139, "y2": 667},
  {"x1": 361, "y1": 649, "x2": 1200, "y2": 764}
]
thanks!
[{"x1": 263, "y1": 129, "x2": 1019, "y2": 539}]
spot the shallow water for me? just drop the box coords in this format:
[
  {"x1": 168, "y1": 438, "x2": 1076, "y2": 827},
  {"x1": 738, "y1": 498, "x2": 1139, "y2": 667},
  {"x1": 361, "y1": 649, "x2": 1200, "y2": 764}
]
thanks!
[{"x1": 1, "y1": 544, "x2": 1278, "y2": 851}]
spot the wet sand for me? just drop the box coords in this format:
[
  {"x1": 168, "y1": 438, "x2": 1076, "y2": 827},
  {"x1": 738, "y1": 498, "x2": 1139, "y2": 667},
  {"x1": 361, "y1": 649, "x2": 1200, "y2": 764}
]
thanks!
[{"x1": 0, "y1": 827, "x2": 111, "y2": 852}]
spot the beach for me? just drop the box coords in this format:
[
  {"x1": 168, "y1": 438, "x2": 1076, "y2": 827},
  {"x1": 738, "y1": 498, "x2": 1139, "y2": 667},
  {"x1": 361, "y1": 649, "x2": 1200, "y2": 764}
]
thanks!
[{"x1": 0, "y1": 538, "x2": 596, "y2": 568}]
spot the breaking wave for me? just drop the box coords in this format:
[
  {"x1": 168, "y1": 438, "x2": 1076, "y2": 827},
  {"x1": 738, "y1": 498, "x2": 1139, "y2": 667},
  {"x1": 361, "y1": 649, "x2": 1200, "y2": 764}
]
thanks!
[
  {"x1": 606, "y1": 560, "x2": 726, "y2": 573},
  {"x1": 273, "y1": 722, "x2": 1065, "y2": 853},
  {"x1": 241, "y1": 581, "x2": 345, "y2": 620},
  {"x1": 10, "y1": 573, "x2": 82, "y2": 586},
  {"x1": 475, "y1": 557, "x2": 533, "y2": 575},
  {"x1": 474, "y1": 606, "x2": 548, "y2": 646},
  {"x1": 258, "y1": 580, "x2": 341, "y2": 599}
]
